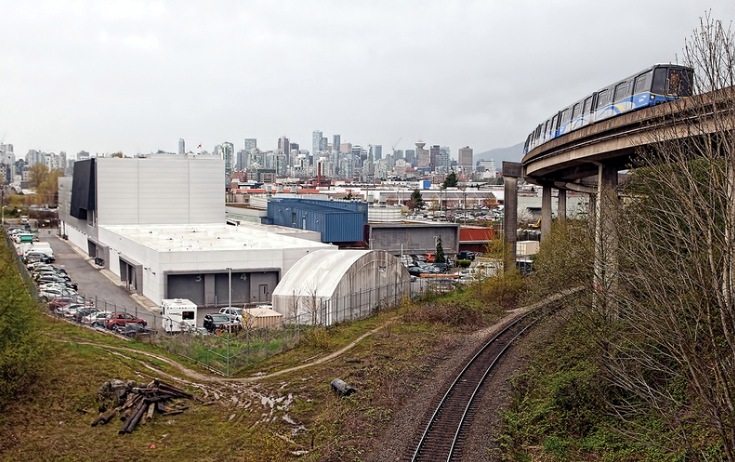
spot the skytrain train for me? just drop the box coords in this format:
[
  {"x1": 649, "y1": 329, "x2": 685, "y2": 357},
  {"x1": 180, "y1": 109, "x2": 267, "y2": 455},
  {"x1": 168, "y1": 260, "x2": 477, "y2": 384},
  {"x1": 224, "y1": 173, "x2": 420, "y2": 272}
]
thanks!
[{"x1": 524, "y1": 64, "x2": 694, "y2": 154}]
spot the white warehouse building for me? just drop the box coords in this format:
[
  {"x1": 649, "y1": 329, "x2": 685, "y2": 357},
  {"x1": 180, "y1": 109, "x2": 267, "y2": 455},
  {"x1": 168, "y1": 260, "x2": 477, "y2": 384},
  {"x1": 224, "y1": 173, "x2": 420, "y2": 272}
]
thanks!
[
  {"x1": 58, "y1": 155, "x2": 334, "y2": 307},
  {"x1": 271, "y1": 249, "x2": 411, "y2": 326}
]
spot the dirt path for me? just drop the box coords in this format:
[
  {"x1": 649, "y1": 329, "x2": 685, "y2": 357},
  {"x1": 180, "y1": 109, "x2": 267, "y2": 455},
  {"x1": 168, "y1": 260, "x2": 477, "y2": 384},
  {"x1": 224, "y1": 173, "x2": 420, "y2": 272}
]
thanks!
[{"x1": 53, "y1": 318, "x2": 395, "y2": 386}]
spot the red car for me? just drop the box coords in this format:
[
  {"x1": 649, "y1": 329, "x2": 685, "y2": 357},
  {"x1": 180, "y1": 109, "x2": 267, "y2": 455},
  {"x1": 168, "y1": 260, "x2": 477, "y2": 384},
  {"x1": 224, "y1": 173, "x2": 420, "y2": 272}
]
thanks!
[
  {"x1": 47, "y1": 295, "x2": 89, "y2": 311},
  {"x1": 105, "y1": 312, "x2": 147, "y2": 329}
]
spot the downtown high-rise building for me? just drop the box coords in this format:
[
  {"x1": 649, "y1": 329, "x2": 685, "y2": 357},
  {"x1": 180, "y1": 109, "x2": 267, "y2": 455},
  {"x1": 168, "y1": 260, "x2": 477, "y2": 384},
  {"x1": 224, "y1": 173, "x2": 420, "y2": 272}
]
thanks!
[
  {"x1": 332, "y1": 134, "x2": 341, "y2": 153},
  {"x1": 458, "y1": 146, "x2": 473, "y2": 171},
  {"x1": 178, "y1": 138, "x2": 185, "y2": 155},
  {"x1": 312, "y1": 130, "x2": 323, "y2": 156},
  {"x1": 371, "y1": 145, "x2": 382, "y2": 160},
  {"x1": 278, "y1": 136, "x2": 290, "y2": 155},
  {"x1": 0, "y1": 143, "x2": 15, "y2": 166},
  {"x1": 429, "y1": 145, "x2": 440, "y2": 171},
  {"x1": 416, "y1": 141, "x2": 429, "y2": 168},
  {"x1": 244, "y1": 138, "x2": 257, "y2": 154},
  {"x1": 220, "y1": 142, "x2": 234, "y2": 184},
  {"x1": 436, "y1": 147, "x2": 451, "y2": 173}
]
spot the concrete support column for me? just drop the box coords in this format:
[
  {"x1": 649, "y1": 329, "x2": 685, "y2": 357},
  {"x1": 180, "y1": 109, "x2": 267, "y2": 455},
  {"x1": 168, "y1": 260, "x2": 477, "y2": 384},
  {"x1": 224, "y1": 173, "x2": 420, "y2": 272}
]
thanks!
[
  {"x1": 557, "y1": 189, "x2": 567, "y2": 222},
  {"x1": 502, "y1": 162, "x2": 521, "y2": 272},
  {"x1": 541, "y1": 184, "x2": 552, "y2": 240},
  {"x1": 593, "y1": 163, "x2": 619, "y2": 317}
]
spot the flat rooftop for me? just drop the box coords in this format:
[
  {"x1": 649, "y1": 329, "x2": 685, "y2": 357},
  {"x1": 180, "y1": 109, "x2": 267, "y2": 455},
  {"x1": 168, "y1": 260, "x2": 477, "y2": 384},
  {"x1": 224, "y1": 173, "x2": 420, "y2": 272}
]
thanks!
[{"x1": 101, "y1": 223, "x2": 331, "y2": 253}]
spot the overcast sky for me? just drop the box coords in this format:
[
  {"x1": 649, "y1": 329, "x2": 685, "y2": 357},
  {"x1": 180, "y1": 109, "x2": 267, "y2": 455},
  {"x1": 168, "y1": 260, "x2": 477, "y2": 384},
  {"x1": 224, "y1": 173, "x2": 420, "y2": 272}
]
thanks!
[{"x1": 1, "y1": 1, "x2": 734, "y2": 159}]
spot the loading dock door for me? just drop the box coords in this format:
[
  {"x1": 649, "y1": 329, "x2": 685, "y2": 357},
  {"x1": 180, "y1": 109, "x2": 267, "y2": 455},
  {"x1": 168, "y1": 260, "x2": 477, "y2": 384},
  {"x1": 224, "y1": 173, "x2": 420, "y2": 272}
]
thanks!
[
  {"x1": 167, "y1": 274, "x2": 206, "y2": 306},
  {"x1": 214, "y1": 272, "x2": 250, "y2": 306}
]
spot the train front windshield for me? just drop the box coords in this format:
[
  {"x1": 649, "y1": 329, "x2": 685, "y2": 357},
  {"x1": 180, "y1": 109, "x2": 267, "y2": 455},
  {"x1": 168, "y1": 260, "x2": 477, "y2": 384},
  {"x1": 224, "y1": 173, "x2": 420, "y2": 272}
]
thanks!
[{"x1": 652, "y1": 67, "x2": 694, "y2": 97}]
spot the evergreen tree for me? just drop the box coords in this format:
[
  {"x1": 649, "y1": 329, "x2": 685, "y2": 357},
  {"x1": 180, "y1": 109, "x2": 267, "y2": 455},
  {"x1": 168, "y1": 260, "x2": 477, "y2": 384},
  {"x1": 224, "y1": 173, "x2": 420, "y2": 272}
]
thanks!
[
  {"x1": 435, "y1": 236, "x2": 446, "y2": 263},
  {"x1": 407, "y1": 189, "x2": 424, "y2": 210},
  {"x1": 442, "y1": 171, "x2": 458, "y2": 189}
]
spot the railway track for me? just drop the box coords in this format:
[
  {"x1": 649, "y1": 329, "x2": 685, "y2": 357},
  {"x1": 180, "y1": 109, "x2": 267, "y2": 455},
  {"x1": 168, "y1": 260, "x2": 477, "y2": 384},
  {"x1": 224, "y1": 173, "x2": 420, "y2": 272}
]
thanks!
[{"x1": 409, "y1": 310, "x2": 542, "y2": 462}]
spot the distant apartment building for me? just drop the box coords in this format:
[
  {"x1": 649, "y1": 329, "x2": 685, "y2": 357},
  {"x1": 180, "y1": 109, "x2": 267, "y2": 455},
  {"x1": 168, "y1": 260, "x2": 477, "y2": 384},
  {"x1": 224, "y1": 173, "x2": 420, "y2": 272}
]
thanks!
[
  {"x1": 478, "y1": 159, "x2": 496, "y2": 176},
  {"x1": 436, "y1": 147, "x2": 450, "y2": 173}
]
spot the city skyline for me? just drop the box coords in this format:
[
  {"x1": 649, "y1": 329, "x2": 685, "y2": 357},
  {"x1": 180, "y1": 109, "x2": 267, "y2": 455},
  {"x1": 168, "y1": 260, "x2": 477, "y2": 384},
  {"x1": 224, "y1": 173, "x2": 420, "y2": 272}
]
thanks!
[{"x1": 1, "y1": 1, "x2": 733, "y2": 157}]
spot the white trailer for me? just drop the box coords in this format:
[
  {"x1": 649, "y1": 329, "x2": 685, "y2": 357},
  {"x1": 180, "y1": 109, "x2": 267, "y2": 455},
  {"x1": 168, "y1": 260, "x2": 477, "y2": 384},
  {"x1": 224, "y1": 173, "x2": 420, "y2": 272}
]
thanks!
[{"x1": 160, "y1": 298, "x2": 197, "y2": 333}]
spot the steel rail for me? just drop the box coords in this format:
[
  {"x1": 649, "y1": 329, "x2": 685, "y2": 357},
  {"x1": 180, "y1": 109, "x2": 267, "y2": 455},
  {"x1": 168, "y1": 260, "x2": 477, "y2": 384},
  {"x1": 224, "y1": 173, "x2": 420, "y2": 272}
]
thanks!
[{"x1": 410, "y1": 311, "x2": 540, "y2": 462}]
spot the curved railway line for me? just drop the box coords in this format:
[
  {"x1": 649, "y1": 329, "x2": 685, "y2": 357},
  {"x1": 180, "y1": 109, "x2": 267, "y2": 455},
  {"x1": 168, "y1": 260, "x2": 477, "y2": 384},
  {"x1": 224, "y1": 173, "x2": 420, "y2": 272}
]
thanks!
[{"x1": 409, "y1": 309, "x2": 547, "y2": 461}]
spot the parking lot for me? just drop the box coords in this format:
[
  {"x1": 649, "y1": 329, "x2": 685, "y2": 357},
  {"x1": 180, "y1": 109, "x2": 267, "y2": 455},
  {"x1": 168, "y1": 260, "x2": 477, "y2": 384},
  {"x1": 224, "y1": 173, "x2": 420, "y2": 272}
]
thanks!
[{"x1": 38, "y1": 229, "x2": 250, "y2": 330}]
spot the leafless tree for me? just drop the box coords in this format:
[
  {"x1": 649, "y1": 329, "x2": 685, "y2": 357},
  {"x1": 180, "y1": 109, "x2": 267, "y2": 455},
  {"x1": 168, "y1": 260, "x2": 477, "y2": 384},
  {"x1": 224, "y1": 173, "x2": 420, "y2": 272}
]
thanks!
[{"x1": 603, "y1": 14, "x2": 735, "y2": 459}]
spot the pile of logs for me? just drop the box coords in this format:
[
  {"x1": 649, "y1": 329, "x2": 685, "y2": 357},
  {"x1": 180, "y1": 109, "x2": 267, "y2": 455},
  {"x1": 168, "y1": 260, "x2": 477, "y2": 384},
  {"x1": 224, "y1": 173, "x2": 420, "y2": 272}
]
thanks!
[{"x1": 91, "y1": 379, "x2": 197, "y2": 434}]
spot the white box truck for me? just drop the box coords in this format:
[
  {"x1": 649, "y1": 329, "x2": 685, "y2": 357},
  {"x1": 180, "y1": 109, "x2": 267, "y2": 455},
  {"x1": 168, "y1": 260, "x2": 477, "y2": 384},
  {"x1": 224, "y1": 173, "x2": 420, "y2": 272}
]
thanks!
[{"x1": 160, "y1": 298, "x2": 197, "y2": 333}]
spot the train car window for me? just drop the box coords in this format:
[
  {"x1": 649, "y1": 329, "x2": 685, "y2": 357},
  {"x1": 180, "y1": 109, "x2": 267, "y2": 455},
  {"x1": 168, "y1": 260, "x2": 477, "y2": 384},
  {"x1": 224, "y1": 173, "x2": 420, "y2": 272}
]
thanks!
[
  {"x1": 613, "y1": 81, "x2": 629, "y2": 101},
  {"x1": 583, "y1": 96, "x2": 593, "y2": 113},
  {"x1": 551, "y1": 114, "x2": 559, "y2": 130},
  {"x1": 634, "y1": 73, "x2": 650, "y2": 93},
  {"x1": 572, "y1": 103, "x2": 581, "y2": 119},
  {"x1": 596, "y1": 89, "x2": 610, "y2": 109},
  {"x1": 560, "y1": 108, "x2": 571, "y2": 125},
  {"x1": 652, "y1": 67, "x2": 668, "y2": 94}
]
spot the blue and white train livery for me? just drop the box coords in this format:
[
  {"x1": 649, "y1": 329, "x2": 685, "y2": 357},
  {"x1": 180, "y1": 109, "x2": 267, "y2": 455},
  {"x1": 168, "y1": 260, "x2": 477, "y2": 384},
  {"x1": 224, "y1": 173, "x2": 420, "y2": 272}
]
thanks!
[{"x1": 524, "y1": 64, "x2": 694, "y2": 154}]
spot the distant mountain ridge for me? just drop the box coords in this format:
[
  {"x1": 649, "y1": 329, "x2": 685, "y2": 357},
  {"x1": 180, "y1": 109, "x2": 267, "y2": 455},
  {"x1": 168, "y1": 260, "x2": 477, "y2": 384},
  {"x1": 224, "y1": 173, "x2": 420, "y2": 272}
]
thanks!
[{"x1": 474, "y1": 142, "x2": 524, "y2": 167}]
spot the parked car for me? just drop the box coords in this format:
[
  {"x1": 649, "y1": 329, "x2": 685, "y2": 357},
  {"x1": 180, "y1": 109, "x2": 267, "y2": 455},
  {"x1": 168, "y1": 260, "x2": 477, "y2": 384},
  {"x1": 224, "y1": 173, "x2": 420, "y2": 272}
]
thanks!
[
  {"x1": 72, "y1": 306, "x2": 98, "y2": 323},
  {"x1": 407, "y1": 265, "x2": 423, "y2": 277},
  {"x1": 424, "y1": 252, "x2": 436, "y2": 263},
  {"x1": 56, "y1": 303, "x2": 86, "y2": 317},
  {"x1": 203, "y1": 313, "x2": 234, "y2": 333},
  {"x1": 63, "y1": 304, "x2": 89, "y2": 319},
  {"x1": 37, "y1": 276, "x2": 77, "y2": 290},
  {"x1": 84, "y1": 311, "x2": 113, "y2": 327},
  {"x1": 219, "y1": 307, "x2": 243, "y2": 323},
  {"x1": 432, "y1": 262, "x2": 450, "y2": 273},
  {"x1": 47, "y1": 295, "x2": 89, "y2": 311},
  {"x1": 39, "y1": 286, "x2": 78, "y2": 301},
  {"x1": 111, "y1": 322, "x2": 155, "y2": 338},
  {"x1": 105, "y1": 312, "x2": 147, "y2": 329},
  {"x1": 416, "y1": 262, "x2": 440, "y2": 274},
  {"x1": 457, "y1": 251, "x2": 476, "y2": 261}
]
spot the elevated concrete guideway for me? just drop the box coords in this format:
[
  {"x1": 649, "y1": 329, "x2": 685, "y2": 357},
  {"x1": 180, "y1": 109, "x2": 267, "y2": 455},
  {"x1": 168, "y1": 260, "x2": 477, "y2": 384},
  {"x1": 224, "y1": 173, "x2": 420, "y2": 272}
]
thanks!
[
  {"x1": 505, "y1": 87, "x2": 735, "y2": 312},
  {"x1": 522, "y1": 89, "x2": 735, "y2": 187}
]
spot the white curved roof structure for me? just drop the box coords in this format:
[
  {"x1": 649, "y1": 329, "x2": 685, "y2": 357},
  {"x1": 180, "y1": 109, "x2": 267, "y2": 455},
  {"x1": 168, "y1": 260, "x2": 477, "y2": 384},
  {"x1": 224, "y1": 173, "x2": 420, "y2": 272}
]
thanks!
[{"x1": 272, "y1": 249, "x2": 411, "y2": 325}]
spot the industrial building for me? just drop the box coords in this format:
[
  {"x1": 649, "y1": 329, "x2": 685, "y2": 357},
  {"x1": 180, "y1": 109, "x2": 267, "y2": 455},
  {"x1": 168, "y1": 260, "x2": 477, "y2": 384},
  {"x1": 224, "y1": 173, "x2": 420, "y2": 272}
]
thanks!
[
  {"x1": 271, "y1": 249, "x2": 411, "y2": 326},
  {"x1": 266, "y1": 198, "x2": 368, "y2": 244},
  {"x1": 58, "y1": 155, "x2": 334, "y2": 307}
]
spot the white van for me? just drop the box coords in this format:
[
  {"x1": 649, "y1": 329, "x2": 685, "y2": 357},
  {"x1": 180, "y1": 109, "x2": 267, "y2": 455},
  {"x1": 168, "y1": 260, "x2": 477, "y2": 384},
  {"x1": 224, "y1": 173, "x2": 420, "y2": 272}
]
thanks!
[
  {"x1": 160, "y1": 298, "x2": 197, "y2": 333},
  {"x1": 28, "y1": 243, "x2": 54, "y2": 260}
]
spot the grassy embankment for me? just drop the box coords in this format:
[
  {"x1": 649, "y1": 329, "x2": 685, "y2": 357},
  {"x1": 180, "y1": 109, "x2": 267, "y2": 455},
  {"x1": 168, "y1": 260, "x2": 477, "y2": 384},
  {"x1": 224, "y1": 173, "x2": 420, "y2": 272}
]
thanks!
[{"x1": 0, "y1": 239, "x2": 531, "y2": 462}]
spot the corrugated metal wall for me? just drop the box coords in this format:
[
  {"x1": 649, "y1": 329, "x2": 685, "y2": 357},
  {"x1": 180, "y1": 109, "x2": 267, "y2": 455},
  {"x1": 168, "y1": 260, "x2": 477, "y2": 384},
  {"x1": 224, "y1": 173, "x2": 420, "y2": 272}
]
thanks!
[{"x1": 267, "y1": 199, "x2": 367, "y2": 243}]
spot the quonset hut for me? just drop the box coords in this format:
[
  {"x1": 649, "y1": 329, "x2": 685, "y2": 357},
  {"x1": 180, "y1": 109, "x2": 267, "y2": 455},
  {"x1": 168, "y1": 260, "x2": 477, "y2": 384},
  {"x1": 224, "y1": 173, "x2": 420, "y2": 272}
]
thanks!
[{"x1": 271, "y1": 249, "x2": 411, "y2": 326}]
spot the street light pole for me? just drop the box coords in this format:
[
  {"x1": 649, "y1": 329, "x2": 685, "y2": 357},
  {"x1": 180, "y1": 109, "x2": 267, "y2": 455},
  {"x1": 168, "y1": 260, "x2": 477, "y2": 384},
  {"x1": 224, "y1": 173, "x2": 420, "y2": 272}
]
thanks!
[{"x1": 227, "y1": 267, "x2": 232, "y2": 376}]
